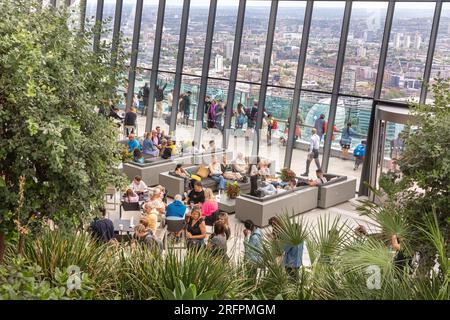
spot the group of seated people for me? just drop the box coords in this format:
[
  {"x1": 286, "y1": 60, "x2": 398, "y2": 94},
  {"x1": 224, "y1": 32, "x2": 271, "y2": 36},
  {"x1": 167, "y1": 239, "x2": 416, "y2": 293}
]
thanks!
[
  {"x1": 119, "y1": 174, "x2": 231, "y2": 256},
  {"x1": 126, "y1": 126, "x2": 178, "y2": 163}
]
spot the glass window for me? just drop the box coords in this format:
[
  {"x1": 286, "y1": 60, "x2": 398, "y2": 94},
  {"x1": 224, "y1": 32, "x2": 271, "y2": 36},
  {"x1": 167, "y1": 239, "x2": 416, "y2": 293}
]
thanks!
[
  {"x1": 236, "y1": 0, "x2": 271, "y2": 84},
  {"x1": 327, "y1": 97, "x2": 372, "y2": 190},
  {"x1": 381, "y1": 2, "x2": 435, "y2": 102},
  {"x1": 182, "y1": 0, "x2": 210, "y2": 76},
  {"x1": 174, "y1": 75, "x2": 201, "y2": 144},
  {"x1": 100, "y1": 0, "x2": 116, "y2": 45},
  {"x1": 289, "y1": 92, "x2": 331, "y2": 178},
  {"x1": 137, "y1": 0, "x2": 159, "y2": 68},
  {"x1": 227, "y1": 82, "x2": 261, "y2": 160},
  {"x1": 159, "y1": 0, "x2": 183, "y2": 72},
  {"x1": 131, "y1": 68, "x2": 152, "y2": 135},
  {"x1": 209, "y1": 0, "x2": 239, "y2": 79},
  {"x1": 203, "y1": 79, "x2": 230, "y2": 148},
  {"x1": 340, "y1": 1, "x2": 388, "y2": 97},
  {"x1": 120, "y1": 0, "x2": 137, "y2": 65},
  {"x1": 302, "y1": 1, "x2": 346, "y2": 92},
  {"x1": 85, "y1": 0, "x2": 98, "y2": 31},
  {"x1": 258, "y1": 87, "x2": 294, "y2": 171},
  {"x1": 429, "y1": 3, "x2": 450, "y2": 102},
  {"x1": 268, "y1": 1, "x2": 306, "y2": 88}
]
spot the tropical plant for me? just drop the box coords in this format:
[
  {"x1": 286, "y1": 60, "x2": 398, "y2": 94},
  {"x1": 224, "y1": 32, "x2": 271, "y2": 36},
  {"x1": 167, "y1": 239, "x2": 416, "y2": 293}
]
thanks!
[
  {"x1": 159, "y1": 280, "x2": 217, "y2": 300},
  {"x1": 0, "y1": 0, "x2": 128, "y2": 260}
]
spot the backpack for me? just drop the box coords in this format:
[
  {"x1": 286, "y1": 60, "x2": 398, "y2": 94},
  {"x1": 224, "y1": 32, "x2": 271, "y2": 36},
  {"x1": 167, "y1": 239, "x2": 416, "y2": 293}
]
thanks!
[
  {"x1": 237, "y1": 113, "x2": 246, "y2": 125},
  {"x1": 272, "y1": 119, "x2": 278, "y2": 130},
  {"x1": 353, "y1": 144, "x2": 366, "y2": 157}
]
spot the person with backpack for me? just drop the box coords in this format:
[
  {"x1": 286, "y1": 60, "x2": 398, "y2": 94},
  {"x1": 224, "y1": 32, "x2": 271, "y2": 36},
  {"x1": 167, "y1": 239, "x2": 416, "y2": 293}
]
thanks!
[
  {"x1": 155, "y1": 83, "x2": 167, "y2": 119},
  {"x1": 353, "y1": 140, "x2": 366, "y2": 170},
  {"x1": 182, "y1": 91, "x2": 192, "y2": 126},
  {"x1": 141, "y1": 83, "x2": 150, "y2": 116}
]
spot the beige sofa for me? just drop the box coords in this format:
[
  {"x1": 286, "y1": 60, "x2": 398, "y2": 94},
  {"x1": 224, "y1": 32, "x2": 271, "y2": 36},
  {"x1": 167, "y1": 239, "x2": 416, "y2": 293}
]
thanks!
[{"x1": 317, "y1": 174, "x2": 357, "y2": 208}]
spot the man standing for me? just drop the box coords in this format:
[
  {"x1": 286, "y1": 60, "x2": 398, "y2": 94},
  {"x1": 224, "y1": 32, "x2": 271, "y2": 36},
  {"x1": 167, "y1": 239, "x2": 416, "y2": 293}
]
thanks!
[
  {"x1": 183, "y1": 91, "x2": 192, "y2": 126},
  {"x1": 302, "y1": 128, "x2": 321, "y2": 177},
  {"x1": 141, "y1": 83, "x2": 150, "y2": 116},
  {"x1": 314, "y1": 113, "x2": 326, "y2": 141},
  {"x1": 155, "y1": 83, "x2": 167, "y2": 119}
]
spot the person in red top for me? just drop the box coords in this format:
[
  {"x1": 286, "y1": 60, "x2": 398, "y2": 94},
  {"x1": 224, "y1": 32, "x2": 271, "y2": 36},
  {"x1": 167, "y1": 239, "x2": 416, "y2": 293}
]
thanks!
[{"x1": 324, "y1": 120, "x2": 338, "y2": 142}]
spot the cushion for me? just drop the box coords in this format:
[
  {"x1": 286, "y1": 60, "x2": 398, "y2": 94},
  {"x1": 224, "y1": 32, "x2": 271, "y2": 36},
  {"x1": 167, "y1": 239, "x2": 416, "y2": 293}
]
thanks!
[
  {"x1": 196, "y1": 165, "x2": 210, "y2": 179},
  {"x1": 191, "y1": 174, "x2": 201, "y2": 181}
]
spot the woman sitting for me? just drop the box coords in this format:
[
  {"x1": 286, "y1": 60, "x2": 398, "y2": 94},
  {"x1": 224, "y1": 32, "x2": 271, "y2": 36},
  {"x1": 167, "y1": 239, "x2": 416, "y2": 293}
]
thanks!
[
  {"x1": 207, "y1": 221, "x2": 228, "y2": 259},
  {"x1": 133, "y1": 148, "x2": 145, "y2": 164},
  {"x1": 140, "y1": 213, "x2": 157, "y2": 236},
  {"x1": 201, "y1": 188, "x2": 219, "y2": 226},
  {"x1": 167, "y1": 138, "x2": 178, "y2": 156},
  {"x1": 258, "y1": 159, "x2": 273, "y2": 180},
  {"x1": 208, "y1": 156, "x2": 227, "y2": 190},
  {"x1": 133, "y1": 224, "x2": 162, "y2": 252},
  {"x1": 123, "y1": 189, "x2": 139, "y2": 203},
  {"x1": 217, "y1": 212, "x2": 231, "y2": 240},
  {"x1": 232, "y1": 152, "x2": 248, "y2": 175},
  {"x1": 174, "y1": 164, "x2": 191, "y2": 191},
  {"x1": 221, "y1": 155, "x2": 243, "y2": 181},
  {"x1": 186, "y1": 206, "x2": 207, "y2": 249},
  {"x1": 142, "y1": 132, "x2": 159, "y2": 157},
  {"x1": 144, "y1": 188, "x2": 167, "y2": 216},
  {"x1": 159, "y1": 139, "x2": 172, "y2": 159}
]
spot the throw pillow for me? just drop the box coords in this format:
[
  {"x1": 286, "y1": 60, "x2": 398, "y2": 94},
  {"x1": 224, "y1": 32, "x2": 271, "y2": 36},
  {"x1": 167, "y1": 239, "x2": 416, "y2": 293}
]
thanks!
[{"x1": 196, "y1": 165, "x2": 210, "y2": 179}]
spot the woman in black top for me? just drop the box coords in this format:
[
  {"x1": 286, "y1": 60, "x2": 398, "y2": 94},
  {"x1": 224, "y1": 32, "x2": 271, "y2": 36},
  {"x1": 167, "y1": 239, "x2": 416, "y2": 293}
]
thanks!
[{"x1": 186, "y1": 207, "x2": 206, "y2": 249}]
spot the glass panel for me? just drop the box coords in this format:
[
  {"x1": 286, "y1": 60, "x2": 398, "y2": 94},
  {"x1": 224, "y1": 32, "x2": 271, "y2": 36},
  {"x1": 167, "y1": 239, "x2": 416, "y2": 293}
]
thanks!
[
  {"x1": 429, "y1": 3, "x2": 450, "y2": 102},
  {"x1": 268, "y1": 1, "x2": 306, "y2": 88},
  {"x1": 131, "y1": 68, "x2": 152, "y2": 136},
  {"x1": 302, "y1": 1, "x2": 345, "y2": 92},
  {"x1": 182, "y1": 0, "x2": 210, "y2": 76},
  {"x1": 68, "y1": 0, "x2": 82, "y2": 31},
  {"x1": 100, "y1": 0, "x2": 116, "y2": 45},
  {"x1": 159, "y1": 0, "x2": 183, "y2": 72},
  {"x1": 236, "y1": 0, "x2": 271, "y2": 84},
  {"x1": 121, "y1": 0, "x2": 137, "y2": 65},
  {"x1": 203, "y1": 79, "x2": 230, "y2": 151},
  {"x1": 137, "y1": 0, "x2": 159, "y2": 68},
  {"x1": 381, "y1": 2, "x2": 435, "y2": 102},
  {"x1": 149, "y1": 72, "x2": 175, "y2": 136},
  {"x1": 328, "y1": 97, "x2": 372, "y2": 190},
  {"x1": 175, "y1": 75, "x2": 201, "y2": 145},
  {"x1": 340, "y1": 1, "x2": 388, "y2": 96},
  {"x1": 289, "y1": 92, "x2": 331, "y2": 178},
  {"x1": 227, "y1": 82, "x2": 261, "y2": 161},
  {"x1": 85, "y1": 0, "x2": 98, "y2": 31},
  {"x1": 208, "y1": 0, "x2": 239, "y2": 79},
  {"x1": 258, "y1": 87, "x2": 294, "y2": 171}
]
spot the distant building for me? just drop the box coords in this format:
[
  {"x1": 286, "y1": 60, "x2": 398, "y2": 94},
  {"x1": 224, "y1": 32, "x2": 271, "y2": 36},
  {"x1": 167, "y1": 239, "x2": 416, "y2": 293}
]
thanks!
[
  {"x1": 258, "y1": 45, "x2": 265, "y2": 64},
  {"x1": 404, "y1": 35, "x2": 411, "y2": 49},
  {"x1": 357, "y1": 45, "x2": 366, "y2": 58},
  {"x1": 414, "y1": 34, "x2": 422, "y2": 50},
  {"x1": 215, "y1": 54, "x2": 224, "y2": 73},
  {"x1": 394, "y1": 32, "x2": 402, "y2": 49},
  {"x1": 225, "y1": 41, "x2": 234, "y2": 59}
]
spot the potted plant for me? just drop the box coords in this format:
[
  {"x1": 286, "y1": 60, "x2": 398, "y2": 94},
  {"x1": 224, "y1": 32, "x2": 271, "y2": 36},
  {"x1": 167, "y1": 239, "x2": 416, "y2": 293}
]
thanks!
[
  {"x1": 226, "y1": 181, "x2": 241, "y2": 199},
  {"x1": 280, "y1": 168, "x2": 296, "y2": 182}
]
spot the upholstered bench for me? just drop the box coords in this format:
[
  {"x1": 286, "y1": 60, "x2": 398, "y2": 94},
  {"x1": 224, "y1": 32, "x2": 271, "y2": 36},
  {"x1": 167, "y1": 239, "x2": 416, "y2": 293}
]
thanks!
[{"x1": 316, "y1": 174, "x2": 356, "y2": 208}]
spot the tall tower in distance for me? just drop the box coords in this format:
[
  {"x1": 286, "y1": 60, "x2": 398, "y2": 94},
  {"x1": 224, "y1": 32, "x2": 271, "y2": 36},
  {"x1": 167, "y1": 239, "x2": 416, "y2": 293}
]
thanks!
[{"x1": 215, "y1": 54, "x2": 224, "y2": 73}]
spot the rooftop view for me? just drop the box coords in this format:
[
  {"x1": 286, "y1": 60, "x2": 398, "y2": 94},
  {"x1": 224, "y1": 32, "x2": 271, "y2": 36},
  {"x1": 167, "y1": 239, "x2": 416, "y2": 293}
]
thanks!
[{"x1": 0, "y1": 0, "x2": 448, "y2": 309}]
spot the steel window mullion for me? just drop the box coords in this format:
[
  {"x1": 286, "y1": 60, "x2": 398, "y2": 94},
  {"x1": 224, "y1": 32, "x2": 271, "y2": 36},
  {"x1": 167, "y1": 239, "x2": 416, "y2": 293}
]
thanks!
[
  {"x1": 283, "y1": 0, "x2": 314, "y2": 169},
  {"x1": 169, "y1": 0, "x2": 191, "y2": 134},
  {"x1": 420, "y1": 0, "x2": 442, "y2": 104},
  {"x1": 145, "y1": 0, "x2": 166, "y2": 132},
  {"x1": 93, "y1": 0, "x2": 105, "y2": 52},
  {"x1": 194, "y1": 0, "x2": 218, "y2": 148},
  {"x1": 321, "y1": 0, "x2": 352, "y2": 171},
  {"x1": 359, "y1": 0, "x2": 396, "y2": 196},
  {"x1": 80, "y1": 0, "x2": 87, "y2": 33},
  {"x1": 223, "y1": 0, "x2": 246, "y2": 149},
  {"x1": 111, "y1": 0, "x2": 124, "y2": 68},
  {"x1": 125, "y1": 0, "x2": 144, "y2": 112},
  {"x1": 51, "y1": 0, "x2": 57, "y2": 7},
  {"x1": 254, "y1": 0, "x2": 278, "y2": 157}
]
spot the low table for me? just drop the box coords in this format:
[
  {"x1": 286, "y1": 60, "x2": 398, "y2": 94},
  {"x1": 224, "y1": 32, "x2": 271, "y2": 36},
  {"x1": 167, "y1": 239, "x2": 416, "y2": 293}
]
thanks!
[{"x1": 218, "y1": 195, "x2": 237, "y2": 213}]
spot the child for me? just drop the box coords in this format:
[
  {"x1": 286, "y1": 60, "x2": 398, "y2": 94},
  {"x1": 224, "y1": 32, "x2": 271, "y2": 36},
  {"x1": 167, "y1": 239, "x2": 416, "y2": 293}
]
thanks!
[{"x1": 353, "y1": 140, "x2": 366, "y2": 170}]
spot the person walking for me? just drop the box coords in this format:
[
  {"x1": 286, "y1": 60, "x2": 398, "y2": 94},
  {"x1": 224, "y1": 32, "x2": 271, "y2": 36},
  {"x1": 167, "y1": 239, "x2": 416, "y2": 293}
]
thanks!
[
  {"x1": 302, "y1": 128, "x2": 321, "y2": 177},
  {"x1": 141, "y1": 83, "x2": 150, "y2": 116},
  {"x1": 314, "y1": 114, "x2": 326, "y2": 141},
  {"x1": 340, "y1": 122, "x2": 356, "y2": 160}
]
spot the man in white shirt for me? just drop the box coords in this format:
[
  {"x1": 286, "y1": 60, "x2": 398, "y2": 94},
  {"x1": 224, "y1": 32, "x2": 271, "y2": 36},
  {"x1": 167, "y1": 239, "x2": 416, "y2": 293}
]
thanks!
[
  {"x1": 302, "y1": 128, "x2": 321, "y2": 177},
  {"x1": 130, "y1": 175, "x2": 148, "y2": 195},
  {"x1": 186, "y1": 141, "x2": 200, "y2": 155}
]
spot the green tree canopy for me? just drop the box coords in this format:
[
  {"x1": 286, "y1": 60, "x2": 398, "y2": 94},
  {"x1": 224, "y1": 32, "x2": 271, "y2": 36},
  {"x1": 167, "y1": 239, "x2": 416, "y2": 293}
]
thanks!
[{"x1": 0, "y1": 0, "x2": 127, "y2": 259}]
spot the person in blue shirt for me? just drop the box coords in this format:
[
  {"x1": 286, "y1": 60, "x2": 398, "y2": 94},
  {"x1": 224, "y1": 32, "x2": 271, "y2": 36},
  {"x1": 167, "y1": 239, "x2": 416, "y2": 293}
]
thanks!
[
  {"x1": 127, "y1": 133, "x2": 141, "y2": 153},
  {"x1": 339, "y1": 122, "x2": 356, "y2": 160},
  {"x1": 283, "y1": 242, "x2": 304, "y2": 280},
  {"x1": 353, "y1": 140, "x2": 366, "y2": 170},
  {"x1": 166, "y1": 194, "x2": 187, "y2": 219},
  {"x1": 243, "y1": 220, "x2": 263, "y2": 266}
]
